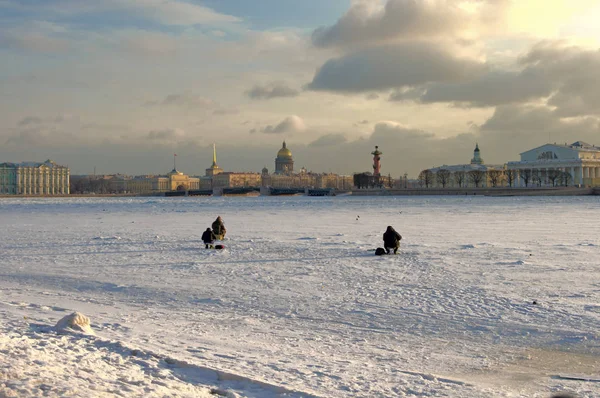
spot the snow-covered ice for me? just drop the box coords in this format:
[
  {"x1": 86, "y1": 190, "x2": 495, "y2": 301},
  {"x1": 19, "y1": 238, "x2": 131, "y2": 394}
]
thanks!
[{"x1": 1, "y1": 196, "x2": 599, "y2": 397}]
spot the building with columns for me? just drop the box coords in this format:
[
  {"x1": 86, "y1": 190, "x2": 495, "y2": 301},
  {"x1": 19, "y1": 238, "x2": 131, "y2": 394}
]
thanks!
[
  {"x1": 85, "y1": 169, "x2": 199, "y2": 194},
  {"x1": 507, "y1": 141, "x2": 600, "y2": 187},
  {"x1": 0, "y1": 160, "x2": 69, "y2": 195}
]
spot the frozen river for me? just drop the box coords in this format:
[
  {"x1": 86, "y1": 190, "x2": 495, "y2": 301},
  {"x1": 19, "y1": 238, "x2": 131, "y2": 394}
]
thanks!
[{"x1": 1, "y1": 196, "x2": 599, "y2": 397}]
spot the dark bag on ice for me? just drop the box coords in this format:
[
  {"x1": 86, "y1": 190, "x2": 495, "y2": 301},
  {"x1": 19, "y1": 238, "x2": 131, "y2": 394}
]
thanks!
[
  {"x1": 375, "y1": 247, "x2": 386, "y2": 256},
  {"x1": 214, "y1": 244, "x2": 225, "y2": 250}
]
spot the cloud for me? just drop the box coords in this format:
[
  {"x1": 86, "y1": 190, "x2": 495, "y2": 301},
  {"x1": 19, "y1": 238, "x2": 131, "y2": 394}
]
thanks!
[
  {"x1": 145, "y1": 93, "x2": 217, "y2": 108},
  {"x1": 251, "y1": 115, "x2": 306, "y2": 135},
  {"x1": 18, "y1": 116, "x2": 44, "y2": 126},
  {"x1": 120, "y1": 31, "x2": 178, "y2": 56},
  {"x1": 390, "y1": 68, "x2": 553, "y2": 107},
  {"x1": 0, "y1": 0, "x2": 240, "y2": 27},
  {"x1": 120, "y1": 0, "x2": 240, "y2": 26},
  {"x1": 0, "y1": 31, "x2": 70, "y2": 53},
  {"x1": 146, "y1": 128, "x2": 185, "y2": 142},
  {"x1": 213, "y1": 108, "x2": 240, "y2": 116},
  {"x1": 307, "y1": 42, "x2": 487, "y2": 92},
  {"x1": 386, "y1": 41, "x2": 600, "y2": 116},
  {"x1": 311, "y1": 0, "x2": 475, "y2": 49},
  {"x1": 308, "y1": 134, "x2": 347, "y2": 147},
  {"x1": 246, "y1": 81, "x2": 300, "y2": 100},
  {"x1": 476, "y1": 104, "x2": 600, "y2": 160}
]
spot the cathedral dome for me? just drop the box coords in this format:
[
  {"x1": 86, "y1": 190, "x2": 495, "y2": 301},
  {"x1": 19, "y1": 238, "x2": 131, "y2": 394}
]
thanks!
[{"x1": 276, "y1": 141, "x2": 292, "y2": 159}]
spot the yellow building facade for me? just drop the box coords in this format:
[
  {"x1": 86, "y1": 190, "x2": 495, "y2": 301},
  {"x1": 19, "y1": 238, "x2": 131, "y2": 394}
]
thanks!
[
  {"x1": 212, "y1": 172, "x2": 262, "y2": 188},
  {"x1": 108, "y1": 169, "x2": 199, "y2": 194}
]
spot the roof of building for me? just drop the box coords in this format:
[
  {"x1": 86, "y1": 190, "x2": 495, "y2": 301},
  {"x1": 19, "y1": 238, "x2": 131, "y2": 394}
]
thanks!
[
  {"x1": 429, "y1": 163, "x2": 503, "y2": 172},
  {"x1": 276, "y1": 141, "x2": 293, "y2": 159},
  {"x1": 0, "y1": 160, "x2": 67, "y2": 169},
  {"x1": 520, "y1": 141, "x2": 600, "y2": 155}
]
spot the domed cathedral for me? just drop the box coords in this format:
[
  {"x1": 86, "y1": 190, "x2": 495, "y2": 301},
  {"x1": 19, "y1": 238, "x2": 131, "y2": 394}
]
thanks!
[
  {"x1": 275, "y1": 141, "x2": 294, "y2": 174},
  {"x1": 471, "y1": 143, "x2": 484, "y2": 165}
]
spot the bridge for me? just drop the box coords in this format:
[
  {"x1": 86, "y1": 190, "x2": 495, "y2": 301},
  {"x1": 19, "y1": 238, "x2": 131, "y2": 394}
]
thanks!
[
  {"x1": 269, "y1": 188, "x2": 305, "y2": 196},
  {"x1": 222, "y1": 187, "x2": 260, "y2": 195},
  {"x1": 164, "y1": 187, "x2": 342, "y2": 197},
  {"x1": 188, "y1": 190, "x2": 213, "y2": 196}
]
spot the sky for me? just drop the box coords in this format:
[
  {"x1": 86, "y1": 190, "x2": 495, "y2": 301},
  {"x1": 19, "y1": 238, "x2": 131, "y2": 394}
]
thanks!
[{"x1": 1, "y1": 0, "x2": 600, "y2": 177}]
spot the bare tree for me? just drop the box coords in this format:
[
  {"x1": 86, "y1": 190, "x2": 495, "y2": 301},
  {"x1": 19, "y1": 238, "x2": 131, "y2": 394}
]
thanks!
[
  {"x1": 453, "y1": 171, "x2": 466, "y2": 187},
  {"x1": 547, "y1": 169, "x2": 560, "y2": 187},
  {"x1": 468, "y1": 170, "x2": 486, "y2": 187},
  {"x1": 558, "y1": 171, "x2": 572, "y2": 187},
  {"x1": 487, "y1": 170, "x2": 504, "y2": 187},
  {"x1": 532, "y1": 170, "x2": 542, "y2": 187},
  {"x1": 418, "y1": 169, "x2": 434, "y2": 188},
  {"x1": 436, "y1": 169, "x2": 451, "y2": 188},
  {"x1": 505, "y1": 169, "x2": 518, "y2": 187},
  {"x1": 520, "y1": 169, "x2": 532, "y2": 187}
]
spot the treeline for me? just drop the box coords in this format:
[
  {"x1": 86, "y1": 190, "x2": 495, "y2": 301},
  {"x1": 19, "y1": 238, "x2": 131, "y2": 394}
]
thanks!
[
  {"x1": 70, "y1": 177, "x2": 113, "y2": 194},
  {"x1": 417, "y1": 169, "x2": 573, "y2": 188}
]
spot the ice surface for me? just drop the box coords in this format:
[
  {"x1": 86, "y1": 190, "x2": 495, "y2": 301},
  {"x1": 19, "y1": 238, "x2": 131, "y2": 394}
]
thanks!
[{"x1": 1, "y1": 196, "x2": 599, "y2": 397}]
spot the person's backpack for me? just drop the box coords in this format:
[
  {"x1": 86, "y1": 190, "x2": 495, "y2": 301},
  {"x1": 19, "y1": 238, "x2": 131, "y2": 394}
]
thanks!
[{"x1": 375, "y1": 247, "x2": 386, "y2": 256}]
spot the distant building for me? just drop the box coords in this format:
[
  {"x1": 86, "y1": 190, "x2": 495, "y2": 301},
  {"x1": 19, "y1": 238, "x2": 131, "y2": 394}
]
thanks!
[
  {"x1": 0, "y1": 160, "x2": 69, "y2": 195},
  {"x1": 425, "y1": 144, "x2": 504, "y2": 188},
  {"x1": 72, "y1": 169, "x2": 199, "y2": 195},
  {"x1": 212, "y1": 172, "x2": 261, "y2": 188},
  {"x1": 507, "y1": 141, "x2": 600, "y2": 187},
  {"x1": 261, "y1": 143, "x2": 352, "y2": 189},
  {"x1": 113, "y1": 169, "x2": 199, "y2": 194}
]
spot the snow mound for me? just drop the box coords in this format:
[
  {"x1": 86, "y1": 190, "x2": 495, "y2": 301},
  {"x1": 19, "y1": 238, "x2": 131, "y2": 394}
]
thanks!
[{"x1": 55, "y1": 312, "x2": 95, "y2": 335}]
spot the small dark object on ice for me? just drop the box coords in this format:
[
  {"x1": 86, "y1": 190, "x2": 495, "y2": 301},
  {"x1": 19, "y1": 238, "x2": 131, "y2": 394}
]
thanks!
[
  {"x1": 532, "y1": 300, "x2": 537, "y2": 305},
  {"x1": 529, "y1": 253, "x2": 533, "y2": 256},
  {"x1": 375, "y1": 247, "x2": 386, "y2": 256},
  {"x1": 214, "y1": 244, "x2": 225, "y2": 250}
]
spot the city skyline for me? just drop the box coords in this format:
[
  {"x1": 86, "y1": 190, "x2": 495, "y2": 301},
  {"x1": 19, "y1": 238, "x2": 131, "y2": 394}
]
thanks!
[{"x1": 2, "y1": 1, "x2": 600, "y2": 176}]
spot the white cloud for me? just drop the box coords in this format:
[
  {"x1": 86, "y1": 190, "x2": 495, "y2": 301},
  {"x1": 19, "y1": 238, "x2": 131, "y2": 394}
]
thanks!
[
  {"x1": 251, "y1": 115, "x2": 306, "y2": 135},
  {"x1": 312, "y1": 0, "x2": 476, "y2": 49},
  {"x1": 308, "y1": 133, "x2": 347, "y2": 147}
]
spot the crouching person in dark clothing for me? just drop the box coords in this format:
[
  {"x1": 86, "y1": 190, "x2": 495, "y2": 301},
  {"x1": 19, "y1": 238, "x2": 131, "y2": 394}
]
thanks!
[
  {"x1": 202, "y1": 228, "x2": 216, "y2": 249},
  {"x1": 383, "y1": 226, "x2": 402, "y2": 254}
]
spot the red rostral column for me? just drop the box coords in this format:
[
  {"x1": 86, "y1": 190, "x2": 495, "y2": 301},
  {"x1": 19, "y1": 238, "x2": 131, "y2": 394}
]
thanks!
[{"x1": 371, "y1": 145, "x2": 382, "y2": 176}]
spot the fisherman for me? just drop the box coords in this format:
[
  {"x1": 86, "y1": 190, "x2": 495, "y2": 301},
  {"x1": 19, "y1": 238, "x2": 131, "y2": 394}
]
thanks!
[
  {"x1": 383, "y1": 226, "x2": 402, "y2": 254},
  {"x1": 201, "y1": 228, "x2": 216, "y2": 249},
  {"x1": 212, "y1": 216, "x2": 226, "y2": 240}
]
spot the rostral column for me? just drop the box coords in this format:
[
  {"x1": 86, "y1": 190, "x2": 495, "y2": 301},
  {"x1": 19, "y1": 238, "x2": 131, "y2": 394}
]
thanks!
[{"x1": 371, "y1": 145, "x2": 382, "y2": 177}]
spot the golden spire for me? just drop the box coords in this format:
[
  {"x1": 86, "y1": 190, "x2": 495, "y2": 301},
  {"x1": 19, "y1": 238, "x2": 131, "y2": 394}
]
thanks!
[{"x1": 212, "y1": 143, "x2": 217, "y2": 167}]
